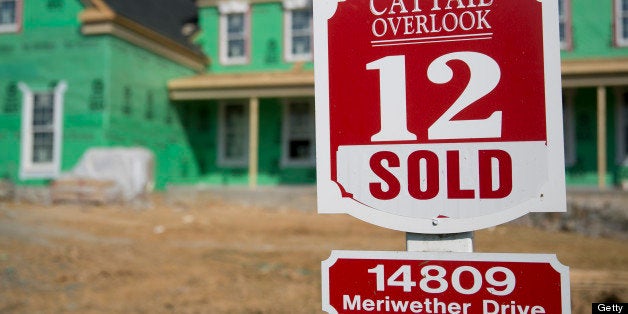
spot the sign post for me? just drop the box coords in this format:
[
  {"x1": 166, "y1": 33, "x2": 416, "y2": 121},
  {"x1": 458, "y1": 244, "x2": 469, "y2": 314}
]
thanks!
[{"x1": 406, "y1": 232, "x2": 473, "y2": 252}]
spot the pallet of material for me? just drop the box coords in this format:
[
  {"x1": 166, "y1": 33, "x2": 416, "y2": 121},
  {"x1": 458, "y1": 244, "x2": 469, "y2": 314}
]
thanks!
[{"x1": 51, "y1": 178, "x2": 120, "y2": 204}]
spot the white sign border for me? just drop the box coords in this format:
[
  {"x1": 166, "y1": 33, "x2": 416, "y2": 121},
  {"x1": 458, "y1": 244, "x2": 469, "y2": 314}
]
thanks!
[
  {"x1": 313, "y1": 0, "x2": 567, "y2": 233},
  {"x1": 321, "y1": 250, "x2": 571, "y2": 314}
]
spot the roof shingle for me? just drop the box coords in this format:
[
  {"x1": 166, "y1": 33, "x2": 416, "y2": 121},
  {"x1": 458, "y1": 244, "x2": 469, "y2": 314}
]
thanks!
[{"x1": 103, "y1": 0, "x2": 200, "y2": 52}]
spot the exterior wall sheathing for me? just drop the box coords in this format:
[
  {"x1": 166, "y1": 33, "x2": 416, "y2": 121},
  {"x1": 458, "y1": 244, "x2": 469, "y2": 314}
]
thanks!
[{"x1": 561, "y1": 0, "x2": 628, "y2": 187}]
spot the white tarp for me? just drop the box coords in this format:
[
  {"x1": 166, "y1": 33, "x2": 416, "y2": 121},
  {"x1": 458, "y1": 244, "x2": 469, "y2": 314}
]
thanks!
[{"x1": 61, "y1": 147, "x2": 154, "y2": 200}]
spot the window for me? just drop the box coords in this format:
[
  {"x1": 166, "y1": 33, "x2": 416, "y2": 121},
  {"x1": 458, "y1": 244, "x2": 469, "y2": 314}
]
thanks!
[
  {"x1": 558, "y1": 0, "x2": 571, "y2": 50},
  {"x1": 224, "y1": 13, "x2": 247, "y2": 61},
  {"x1": 284, "y1": 0, "x2": 313, "y2": 61},
  {"x1": 616, "y1": 0, "x2": 628, "y2": 46},
  {"x1": 219, "y1": 1, "x2": 249, "y2": 65},
  {"x1": 282, "y1": 99, "x2": 315, "y2": 167},
  {"x1": 0, "y1": 0, "x2": 20, "y2": 33},
  {"x1": 218, "y1": 101, "x2": 249, "y2": 167},
  {"x1": 617, "y1": 91, "x2": 628, "y2": 164},
  {"x1": 563, "y1": 90, "x2": 576, "y2": 166},
  {"x1": 622, "y1": 99, "x2": 628, "y2": 160},
  {"x1": 18, "y1": 81, "x2": 67, "y2": 179}
]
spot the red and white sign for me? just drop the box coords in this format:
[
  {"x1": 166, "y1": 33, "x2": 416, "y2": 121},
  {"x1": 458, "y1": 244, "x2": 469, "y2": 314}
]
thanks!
[
  {"x1": 322, "y1": 251, "x2": 571, "y2": 314},
  {"x1": 314, "y1": 0, "x2": 566, "y2": 233}
]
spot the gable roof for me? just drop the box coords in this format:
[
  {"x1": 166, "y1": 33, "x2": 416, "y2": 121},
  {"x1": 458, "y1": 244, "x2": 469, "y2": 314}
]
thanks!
[
  {"x1": 102, "y1": 0, "x2": 199, "y2": 53},
  {"x1": 79, "y1": 0, "x2": 208, "y2": 71}
]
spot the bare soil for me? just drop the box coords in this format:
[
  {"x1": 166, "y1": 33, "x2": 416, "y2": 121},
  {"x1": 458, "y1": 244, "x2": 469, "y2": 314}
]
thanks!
[{"x1": 0, "y1": 191, "x2": 626, "y2": 313}]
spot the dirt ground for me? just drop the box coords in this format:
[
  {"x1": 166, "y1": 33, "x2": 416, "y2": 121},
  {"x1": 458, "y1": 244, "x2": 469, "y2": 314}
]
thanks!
[{"x1": 0, "y1": 189, "x2": 626, "y2": 313}]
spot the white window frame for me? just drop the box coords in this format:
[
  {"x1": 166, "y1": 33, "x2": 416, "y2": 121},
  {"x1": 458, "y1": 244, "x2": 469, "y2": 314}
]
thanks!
[
  {"x1": 19, "y1": 81, "x2": 67, "y2": 179},
  {"x1": 283, "y1": 0, "x2": 313, "y2": 62},
  {"x1": 615, "y1": 0, "x2": 628, "y2": 47},
  {"x1": 563, "y1": 90, "x2": 576, "y2": 167},
  {"x1": 218, "y1": 101, "x2": 249, "y2": 167},
  {"x1": 558, "y1": 0, "x2": 571, "y2": 50},
  {"x1": 616, "y1": 89, "x2": 628, "y2": 165},
  {"x1": 281, "y1": 99, "x2": 315, "y2": 167},
  {"x1": 219, "y1": 1, "x2": 250, "y2": 65},
  {"x1": 0, "y1": 0, "x2": 21, "y2": 33}
]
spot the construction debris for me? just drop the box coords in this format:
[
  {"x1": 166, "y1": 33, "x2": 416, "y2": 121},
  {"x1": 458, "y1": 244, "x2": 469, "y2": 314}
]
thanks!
[{"x1": 51, "y1": 147, "x2": 154, "y2": 204}]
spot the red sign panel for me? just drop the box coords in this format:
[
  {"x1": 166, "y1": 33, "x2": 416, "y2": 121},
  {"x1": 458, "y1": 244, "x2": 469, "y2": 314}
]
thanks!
[
  {"x1": 314, "y1": 0, "x2": 566, "y2": 233},
  {"x1": 322, "y1": 251, "x2": 571, "y2": 314}
]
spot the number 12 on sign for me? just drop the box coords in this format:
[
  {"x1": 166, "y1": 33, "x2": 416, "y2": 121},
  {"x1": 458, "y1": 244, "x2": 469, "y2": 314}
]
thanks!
[{"x1": 367, "y1": 51, "x2": 502, "y2": 142}]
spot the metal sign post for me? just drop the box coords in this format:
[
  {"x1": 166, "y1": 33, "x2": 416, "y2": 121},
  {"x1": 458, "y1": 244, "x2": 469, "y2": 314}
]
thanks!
[{"x1": 406, "y1": 232, "x2": 473, "y2": 253}]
